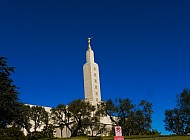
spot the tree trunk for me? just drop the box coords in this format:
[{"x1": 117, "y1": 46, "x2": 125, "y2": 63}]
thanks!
[
  {"x1": 71, "y1": 120, "x2": 82, "y2": 137},
  {"x1": 34, "y1": 121, "x2": 37, "y2": 132},
  {"x1": 61, "y1": 128, "x2": 63, "y2": 138}
]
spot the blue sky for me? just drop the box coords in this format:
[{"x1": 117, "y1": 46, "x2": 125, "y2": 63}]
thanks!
[{"x1": 1, "y1": 0, "x2": 190, "y2": 135}]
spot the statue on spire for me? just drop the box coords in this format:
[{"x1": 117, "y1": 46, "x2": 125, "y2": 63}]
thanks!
[{"x1": 88, "y1": 37, "x2": 92, "y2": 49}]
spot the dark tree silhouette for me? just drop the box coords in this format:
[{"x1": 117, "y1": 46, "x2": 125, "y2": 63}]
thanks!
[
  {"x1": 0, "y1": 57, "x2": 23, "y2": 128},
  {"x1": 164, "y1": 89, "x2": 190, "y2": 135}
]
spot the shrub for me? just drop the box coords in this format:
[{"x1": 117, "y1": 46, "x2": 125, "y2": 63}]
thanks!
[
  {"x1": 26, "y1": 131, "x2": 44, "y2": 140},
  {"x1": 0, "y1": 127, "x2": 26, "y2": 140}
]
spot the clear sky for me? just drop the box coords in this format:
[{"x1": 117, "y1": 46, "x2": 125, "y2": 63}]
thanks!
[{"x1": 1, "y1": 0, "x2": 190, "y2": 135}]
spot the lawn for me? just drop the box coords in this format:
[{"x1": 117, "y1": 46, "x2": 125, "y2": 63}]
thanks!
[{"x1": 47, "y1": 135, "x2": 190, "y2": 140}]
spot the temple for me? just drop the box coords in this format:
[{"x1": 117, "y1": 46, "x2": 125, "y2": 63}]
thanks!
[{"x1": 24, "y1": 38, "x2": 112, "y2": 138}]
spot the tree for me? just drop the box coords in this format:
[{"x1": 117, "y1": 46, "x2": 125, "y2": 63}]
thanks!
[
  {"x1": 177, "y1": 88, "x2": 190, "y2": 131},
  {"x1": 12, "y1": 104, "x2": 32, "y2": 133},
  {"x1": 0, "y1": 127, "x2": 26, "y2": 140},
  {"x1": 67, "y1": 99, "x2": 94, "y2": 137},
  {"x1": 135, "y1": 100, "x2": 153, "y2": 135},
  {"x1": 164, "y1": 89, "x2": 190, "y2": 135},
  {"x1": 42, "y1": 109, "x2": 54, "y2": 138},
  {"x1": 0, "y1": 57, "x2": 22, "y2": 128},
  {"x1": 82, "y1": 106, "x2": 107, "y2": 136},
  {"x1": 88, "y1": 103, "x2": 111, "y2": 136},
  {"x1": 30, "y1": 106, "x2": 48, "y2": 132},
  {"x1": 164, "y1": 108, "x2": 184, "y2": 135},
  {"x1": 103, "y1": 99, "x2": 118, "y2": 125},
  {"x1": 51, "y1": 100, "x2": 95, "y2": 137},
  {"x1": 117, "y1": 99, "x2": 152, "y2": 135},
  {"x1": 21, "y1": 105, "x2": 32, "y2": 133},
  {"x1": 117, "y1": 98, "x2": 135, "y2": 136},
  {"x1": 99, "y1": 98, "x2": 153, "y2": 136},
  {"x1": 88, "y1": 118, "x2": 98, "y2": 136},
  {"x1": 125, "y1": 110, "x2": 136, "y2": 136},
  {"x1": 51, "y1": 104, "x2": 71, "y2": 138},
  {"x1": 42, "y1": 124, "x2": 54, "y2": 138}
]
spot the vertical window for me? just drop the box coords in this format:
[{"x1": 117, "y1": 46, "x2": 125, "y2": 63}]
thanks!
[
  {"x1": 94, "y1": 73, "x2": 96, "y2": 76},
  {"x1": 94, "y1": 79, "x2": 97, "y2": 83},
  {"x1": 94, "y1": 67, "x2": 96, "y2": 70},
  {"x1": 95, "y1": 85, "x2": 98, "y2": 89}
]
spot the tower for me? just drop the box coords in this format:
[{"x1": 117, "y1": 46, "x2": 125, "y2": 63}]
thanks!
[{"x1": 83, "y1": 38, "x2": 101, "y2": 106}]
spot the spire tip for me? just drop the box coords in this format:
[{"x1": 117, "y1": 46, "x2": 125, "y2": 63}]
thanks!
[{"x1": 88, "y1": 37, "x2": 92, "y2": 49}]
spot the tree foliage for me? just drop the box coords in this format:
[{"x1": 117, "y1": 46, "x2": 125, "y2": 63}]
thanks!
[
  {"x1": 20, "y1": 105, "x2": 32, "y2": 133},
  {"x1": 0, "y1": 127, "x2": 26, "y2": 140},
  {"x1": 98, "y1": 98, "x2": 153, "y2": 136},
  {"x1": 51, "y1": 100, "x2": 92, "y2": 137},
  {"x1": 30, "y1": 106, "x2": 48, "y2": 132},
  {"x1": 0, "y1": 57, "x2": 24, "y2": 128},
  {"x1": 51, "y1": 104, "x2": 69, "y2": 137},
  {"x1": 164, "y1": 89, "x2": 190, "y2": 135},
  {"x1": 68, "y1": 99, "x2": 94, "y2": 137},
  {"x1": 135, "y1": 100, "x2": 153, "y2": 135}
]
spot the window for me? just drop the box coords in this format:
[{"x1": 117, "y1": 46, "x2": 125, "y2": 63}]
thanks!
[
  {"x1": 94, "y1": 73, "x2": 96, "y2": 76},
  {"x1": 94, "y1": 67, "x2": 96, "y2": 70},
  {"x1": 95, "y1": 85, "x2": 98, "y2": 89},
  {"x1": 95, "y1": 92, "x2": 98, "y2": 95},
  {"x1": 96, "y1": 98, "x2": 98, "y2": 102},
  {"x1": 94, "y1": 79, "x2": 97, "y2": 83}
]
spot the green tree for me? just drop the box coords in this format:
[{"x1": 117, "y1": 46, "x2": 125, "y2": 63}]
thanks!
[
  {"x1": 0, "y1": 127, "x2": 26, "y2": 140},
  {"x1": 42, "y1": 110, "x2": 54, "y2": 138},
  {"x1": 136, "y1": 100, "x2": 153, "y2": 135},
  {"x1": 0, "y1": 57, "x2": 22, "y2": 128},
  {"x1": 42, "y1": 124, "x2": 54, "y2": 138},
  {"x1": 21, "y1": 105, "x2": 32, "y2": 133},
  {"x1": 82, "y1": 106, "x2": 107, "y2": 136},
  {"x1": 104, "y1": 99, "x2": 118, "y2": 125},
  {"x1": 99, "y1": 98, "x2": 153, "y2": 136},
  {"x1": 88, "y1": 117, "x2": 98, "y2": 136},
  {"x1": 134, "y1": 109, "x2": 144, "y2": 134},
  {"x1": 51, "y1": 104, "x2": 71, "y2": 138},
  {"x1": 67, "y1": 99, "x2": 94, "y2": 137},
  {"x1": 12, "y1": 104, "x2": 32, "y2": 133},
  {"x1": 164, "y1": 89, "x2": 190, "y2": 135},
  {"x1": 177, "y1": 88, "x2": 190, "y2": 131},
  {"x1": 117, "y1": 98, "x2": 135, "y2": 136},
  {"x1": 30, "y1": 106, "x2": 48, "y2": 132},
  {"x1": 92, "y1": 103, "x2": 111, "y2": 136},
  {"x1": 164, "y1": 108, "x2": 184, "y2": 135},
  {"x1": 125, "y1": 110, "x2": 136, "y2": 135}
]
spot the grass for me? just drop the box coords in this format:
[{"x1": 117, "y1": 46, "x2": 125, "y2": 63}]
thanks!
[{"x1": 46, "y1": 135, "x2": 190, "y2": 140}]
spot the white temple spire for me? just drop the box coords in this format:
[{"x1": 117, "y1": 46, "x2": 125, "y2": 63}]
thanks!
[{"x1": 83, "y1": 38, "x2": 101, "y2": 106}]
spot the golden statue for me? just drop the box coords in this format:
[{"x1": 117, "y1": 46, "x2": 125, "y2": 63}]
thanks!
[{"x1": 88, "y1": 37, "x2": 91, "y2": 46}]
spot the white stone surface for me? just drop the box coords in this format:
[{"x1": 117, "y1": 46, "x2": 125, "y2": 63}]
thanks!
[{"x1": 83, "y1": 43, "x2": 101, "y2": 106}]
